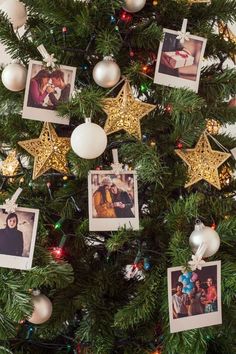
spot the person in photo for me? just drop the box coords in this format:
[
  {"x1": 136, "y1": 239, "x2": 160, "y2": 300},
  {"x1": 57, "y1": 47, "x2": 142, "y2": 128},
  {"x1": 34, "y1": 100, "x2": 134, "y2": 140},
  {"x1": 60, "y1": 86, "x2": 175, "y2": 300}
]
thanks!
[
  {"x1": 172, "y1": 282, "x2": 189, "y2": 318},
  {"x1": 27, "y1": 69, "x2": 51, "y2": 108},
  {"x1": 47, "y1": 69, "x2": 71, "y2": 107},
  {"x1": 0, "y1": 213, "x2": 24, "y2": 256},
  {"x1": 204, "y1": 277, "x2": 217, "y2": 313},
  {"x1": 110, "y1": 183, "x2": 134, "y2": 218},
  {"x1": 188, "y1": 279, "x2": 206, "y2": 316},
  {"x1": 93, "y1": 177, "x2": 116, "y2": 218}
]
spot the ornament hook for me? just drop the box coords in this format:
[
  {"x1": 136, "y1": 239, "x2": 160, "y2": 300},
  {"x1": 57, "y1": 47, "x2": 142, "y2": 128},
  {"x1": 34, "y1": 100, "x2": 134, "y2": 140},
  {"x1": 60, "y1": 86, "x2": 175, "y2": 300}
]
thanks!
[
  {"x1": 2, "y1": 187, "x2": 23, "y2": 213},
  {"x1": 111, "y1": 149, "x2": 124, "y2": 173}
]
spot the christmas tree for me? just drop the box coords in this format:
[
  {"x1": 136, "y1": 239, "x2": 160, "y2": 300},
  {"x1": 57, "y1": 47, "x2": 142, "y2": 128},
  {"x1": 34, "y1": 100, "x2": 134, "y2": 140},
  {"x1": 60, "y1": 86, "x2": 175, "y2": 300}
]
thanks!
[{"x1": 0, "y1": 0, "x2": 236, "y2": 353}]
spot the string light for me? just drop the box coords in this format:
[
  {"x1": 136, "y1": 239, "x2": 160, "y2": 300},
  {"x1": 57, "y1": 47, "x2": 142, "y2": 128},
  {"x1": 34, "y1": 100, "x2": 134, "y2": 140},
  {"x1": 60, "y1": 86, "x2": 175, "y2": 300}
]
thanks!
[
  {"x1": 120, "y1": 11, "x2": 132, "y2": 22},
  {"x1": 50, "y1": 247, "x2": 63, "y2": 259}
]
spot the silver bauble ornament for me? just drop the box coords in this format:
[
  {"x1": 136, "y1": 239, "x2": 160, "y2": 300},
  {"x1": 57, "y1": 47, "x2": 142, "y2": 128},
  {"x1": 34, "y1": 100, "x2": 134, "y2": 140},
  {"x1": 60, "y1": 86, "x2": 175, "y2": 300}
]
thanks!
[
  {"x1": 1, "y1": 63, "x2": 27, "y2": 91},
  {"x1": 28, "y1": 290, "x2": 53, "y2": 325},
  {"x1": 92, "y1": 56, "x2": 121, "y2": 88},
  {"x1": 0, "y1": 0, "x2": 27, "y2": 29},
  {"x1": 123, "y1": 0, "x2": 146, "y2": 13},
  {"x1": 70, "y1": 118, "x2": 107, "y2": 159},
  {"x1": 189, "y1": 220, "x2": 220, "y2": 258}
]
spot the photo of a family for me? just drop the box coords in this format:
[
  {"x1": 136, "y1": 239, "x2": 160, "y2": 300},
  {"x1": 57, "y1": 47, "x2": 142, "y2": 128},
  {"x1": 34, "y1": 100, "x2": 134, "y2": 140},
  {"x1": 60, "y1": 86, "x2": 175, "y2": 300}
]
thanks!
[
  {"x1": 154, "y1": 29, "x2": 207, "y2": 92},
  {"x1": 22, "y1": 60, "x2": 76, "y2": 125},
  {"x1": 0, "y1": 207, "x2": 39, "y2": 270},
  {"x1": 88, "y1": 171, "x2": 139, "y2": 231},
  {"x1": 168, "y1": 261, "x2": 222, "y2": 333}
]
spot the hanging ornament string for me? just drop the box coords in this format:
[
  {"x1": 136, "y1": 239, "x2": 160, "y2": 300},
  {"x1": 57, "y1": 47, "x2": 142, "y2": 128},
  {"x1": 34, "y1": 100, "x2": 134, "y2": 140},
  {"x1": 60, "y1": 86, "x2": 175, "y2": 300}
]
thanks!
[
  {"x1": 188, "y1": 241, "x2": 207, "y2": 271},
  {"x1": 111, "y1": 149, "x2": 124, "y2": 173},
  {"x1": 205, "y1": 131, "x2": 230, "y2": 153},
  {"x1": 2, "y1": 187, "x2": 23, "y2": 213},
  {"x1": 105, "y1": 76, "x2": 126, "y2": 96},
  {"x1": 176, "y1": 18, "x2": 190, "y2": 44},
  {"x1": 37, "y1": 44, "x2": 58, "y2": 69}
]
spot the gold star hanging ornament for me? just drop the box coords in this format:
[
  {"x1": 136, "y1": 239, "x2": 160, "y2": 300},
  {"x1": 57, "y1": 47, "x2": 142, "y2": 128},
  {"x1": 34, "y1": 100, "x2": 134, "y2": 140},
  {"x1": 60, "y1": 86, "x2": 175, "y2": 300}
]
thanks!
[
  {"x1": 218, "y1": 21, "x2": 236, "y2": 64},
  {"x1": 175, "y1": 133, "x2": 231, "y2": 189},
  {"x1": 18, "y1": 122, "x2": 71, "y2": 179},
  {"x1": 1, "y1": 150, "x2": 20, "y2": 176},
  {"x1": 102, "y1": 80, "x2": 156, "y2": 139}
]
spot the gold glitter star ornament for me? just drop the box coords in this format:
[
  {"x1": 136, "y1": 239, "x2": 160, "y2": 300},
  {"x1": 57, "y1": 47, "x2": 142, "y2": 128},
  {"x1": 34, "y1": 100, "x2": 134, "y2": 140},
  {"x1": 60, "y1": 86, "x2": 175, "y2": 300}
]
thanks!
[
  {"x1": 1, "y1": 150, "x2": 20, "y2": 176},
  {"x1": 175, "y1": 133, "x2": 231, "y2": 189},
  {"x1": 18, "y1": 122, "x2": 71, "y2": 179},
  {"x1": 102, "y1": 80, "x2": 156, "y2": 139}
]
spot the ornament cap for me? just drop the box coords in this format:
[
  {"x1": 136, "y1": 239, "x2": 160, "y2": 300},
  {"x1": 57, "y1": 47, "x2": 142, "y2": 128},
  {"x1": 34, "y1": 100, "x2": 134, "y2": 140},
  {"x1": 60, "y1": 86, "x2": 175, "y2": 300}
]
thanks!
[
  {"x1": 194, "y1": 219, "x2": 205, "y2": 231},
  {"x1": 32, "y1": 289, "x2": 41, "y2": 296},
  {"x1": 85, "y1": 117, "x2": 92, "y2": 124},
  {"x1": 103, "y1": 55, "x2": 114, "y2": 61}
]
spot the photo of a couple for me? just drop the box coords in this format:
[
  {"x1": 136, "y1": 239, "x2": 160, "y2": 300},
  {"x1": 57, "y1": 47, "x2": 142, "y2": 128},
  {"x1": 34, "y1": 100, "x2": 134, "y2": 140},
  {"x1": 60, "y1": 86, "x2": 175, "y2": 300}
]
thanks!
[
  {"x1": 88, "y1": 171, "x2": 139, "y2": 231},
  {"x1": 0, "y1": 207, "x2": 39, "y2": 270},
  {"x1": 22, "y1": 60, "x2": 76, "y2": 125},
  {"x1": 168, "y1": 262, "x2": 222, "y2": 333},
  {"x1": 92, "y1": 175, "x2": 135, "y2": 218},
  {"x1": 27, "y1": 68, "x2": 70, "y2": 110}
]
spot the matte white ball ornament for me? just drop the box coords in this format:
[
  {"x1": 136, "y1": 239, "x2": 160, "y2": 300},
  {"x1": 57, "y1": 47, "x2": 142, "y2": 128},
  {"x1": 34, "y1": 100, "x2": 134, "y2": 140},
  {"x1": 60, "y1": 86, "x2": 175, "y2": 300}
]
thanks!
[
  {"x1": 0, "y1": 0, "x2": 27, "y2": 29},
  {"x1": 70, "y1": 118, "x2": 107, "y2": 159},
  {"x1": 123, "y1": 0, "x2": 146, "y2": 13},
  {"x1": 92, "y1": 56, "x2": 121, "y2": 88},
  {"x1": 28, "y1": 290, "x2": 53, "y2": 325},
  {"x1": 1, "y1": 63, "x2": 27, "y2": 91},
  {"x1": 189, "y1": 220, "x2": 220, "y2": 258}
]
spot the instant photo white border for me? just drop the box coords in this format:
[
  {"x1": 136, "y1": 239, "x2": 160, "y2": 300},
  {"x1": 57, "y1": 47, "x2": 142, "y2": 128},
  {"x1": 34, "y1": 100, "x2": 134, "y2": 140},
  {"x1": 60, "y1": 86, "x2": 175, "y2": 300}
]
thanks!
[
  {"x1": 0, "y1": 206, "x2": 39, "y2": 270},
  {"x1": 154, "y1": 29, "x2": 207, "y2": 92},
  {"x1": 168, "y1": 261, "x2": 222, "y2": 333},
  {"x1": 88, "y1": 170, "x2": 139, "y2": 231},
  {"x1": 22, "y1": 60, "x2": 77, "y2": 125}
]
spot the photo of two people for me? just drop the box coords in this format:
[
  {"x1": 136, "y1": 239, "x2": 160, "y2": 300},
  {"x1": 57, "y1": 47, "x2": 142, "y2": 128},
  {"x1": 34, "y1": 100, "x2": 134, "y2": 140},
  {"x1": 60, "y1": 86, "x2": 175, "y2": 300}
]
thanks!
[
  {"x1": 168, "y1": 262, "x2": 222, "y2": 333},
  {"x1": 0, "y1": 207, "x2": 39, "y2": 270},
  {"x1": 22, "y1": 60, "x2": 76, "y2": 125},
  {"x1": 88, "y1": 171, "x2": 139, "y2": 231}
]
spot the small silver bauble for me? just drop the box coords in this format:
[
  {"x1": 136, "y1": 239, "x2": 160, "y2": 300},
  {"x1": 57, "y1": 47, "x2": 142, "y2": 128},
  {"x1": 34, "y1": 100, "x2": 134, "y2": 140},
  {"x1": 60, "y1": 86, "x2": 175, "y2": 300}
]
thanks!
[
  {"x1": 92, "y1": 56, "x2": 121, "y2": 88},
  {"x1": 1, "y1": 63, "x2": 27, "y2": 91},
  {"x1": 123, "y1": 0, "x2": 146, "y2": 13},
  {"x1": 189, "y1": 220, "x2": 220, "y2": 258},
  {"x1": 28, "y1": 290, "x2": 53, "y2": 325}
]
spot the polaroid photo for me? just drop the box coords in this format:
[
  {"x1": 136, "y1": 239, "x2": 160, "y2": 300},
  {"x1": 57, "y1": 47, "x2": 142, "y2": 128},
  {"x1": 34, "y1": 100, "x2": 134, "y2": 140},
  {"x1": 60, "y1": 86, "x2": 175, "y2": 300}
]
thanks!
[
  {"x1": 168, "y1": 261, "x2": 222, "y2": 333},
  {"x1": 0, "y1": 206, "x2": 39, "y2": 270},
  {"x1": 88, "y1": 170, "x2": 139, "y2": 231},
  {"x1": 22, "y1": 60, "x2": 76, "y2": 125},
  {"x1": 154, "y1": 29, "x2": 207, "y2": 92}
]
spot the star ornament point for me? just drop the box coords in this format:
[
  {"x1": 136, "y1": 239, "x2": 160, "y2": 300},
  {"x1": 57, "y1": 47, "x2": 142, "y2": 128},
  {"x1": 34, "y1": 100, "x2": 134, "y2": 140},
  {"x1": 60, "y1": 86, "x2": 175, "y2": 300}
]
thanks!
[
  {"x1": 102, "y1": 81, "x2": 156, "y2": 139},
  {"x1": 18, "y1": 122, "x2": 71, "y2": 179},
  {"x1": 175, "y1": 133, "x2": 231, "y2": 189}
]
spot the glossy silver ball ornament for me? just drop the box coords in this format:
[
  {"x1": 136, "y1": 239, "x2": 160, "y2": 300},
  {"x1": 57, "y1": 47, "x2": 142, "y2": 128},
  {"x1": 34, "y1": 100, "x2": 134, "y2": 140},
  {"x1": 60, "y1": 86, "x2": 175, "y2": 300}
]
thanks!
[
  {"x1": 0, "y1": 0, "x2": 27, "y2": 29},
  {"x1": 189, "y1": 220, "x2": 220, "y2": 258},
  {"x1": 92, "y1": 56, "x2": 121, "y2": 88},
  {"x1": 123, "y1": 0, "x2": 146, "y2": 13},
  {"x1": 70, "y1": 118, "x2": 107, "y2": 159},
  {"x1": 28, "y1": 290, "x2": 53, "y2": 325},
  {"x1": 1, "y1": 63, "x2": 27, "y2": 91}
]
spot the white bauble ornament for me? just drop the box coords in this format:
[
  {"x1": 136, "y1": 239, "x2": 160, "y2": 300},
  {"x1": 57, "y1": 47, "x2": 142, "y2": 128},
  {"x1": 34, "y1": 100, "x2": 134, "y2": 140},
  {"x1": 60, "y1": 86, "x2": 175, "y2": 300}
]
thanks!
[
  {"x1": 0, "y1": 0, "x2": 27, "y2": 29},
  {"x1": 92, "y1": 56, "x2": 121, "y2": 88},
  {"x1": 70, "y1": 118, "x2": 107, "y2": 159},
  {"x1": 1, "y1": 63, "x2": 27, "y2": 91},
  {"x1": 189, "y1": 220, "x2": 220, "y2": 258},
  {"x1": 123, "y1": 0, "x2": 146, "y2": 13},
  {"x1": 28, "y1": 290, "x2": 53, "y2": 325}
]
